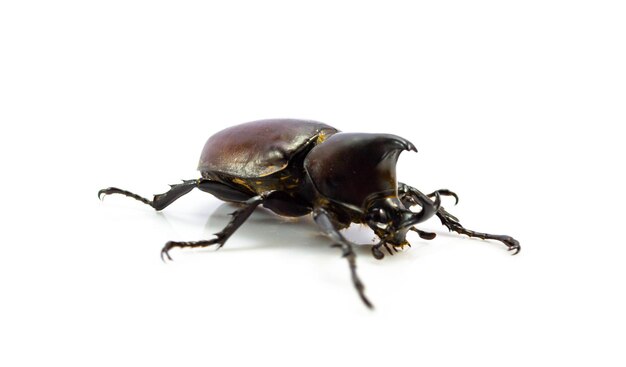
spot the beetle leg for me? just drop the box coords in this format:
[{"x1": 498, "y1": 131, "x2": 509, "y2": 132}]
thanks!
[
  {"x1": 428, "y1": 189, "x2": 459, "y2": 205},
  {"x1": 313, "y1": 208, "x2": 373, "y2": 309},
  {"x1": 399, "y1": 182, "x2": 521, "y2": 255},
  {"x1": 99, "y1": 179, "x2": 254, "y2": 211},
  {"x1": 98, "y1": 179, "x2": 199, "y2": 211},
  {"x1": 161, "y1": 195, "x2": 265, "y2": 261},
  {"x1": 398, "y1": 184, "x2": 441, "y2": 224},
  {"x1": 436, "y1": 212, "x2": 521, "y2": 255},
  {"x1": 399, "y1": 183, "x2": 458, "y2": 208}
]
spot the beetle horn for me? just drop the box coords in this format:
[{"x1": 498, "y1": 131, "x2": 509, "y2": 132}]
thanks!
[{"x1": 399, "y1": 192, "x2": 441, "y2": 229}]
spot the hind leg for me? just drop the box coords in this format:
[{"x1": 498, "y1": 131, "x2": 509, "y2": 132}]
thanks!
[{"x1": 98, "y1": 179, "x2": 252, "y2": 210}]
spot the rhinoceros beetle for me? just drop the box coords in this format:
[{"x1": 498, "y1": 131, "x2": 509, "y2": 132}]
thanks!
[{"x1": 99, "y1": 119, "x2": 519, "y2": 308}]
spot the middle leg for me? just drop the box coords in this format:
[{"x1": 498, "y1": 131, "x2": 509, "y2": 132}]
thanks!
[
  {"x1": 313, "y1": 208, "x2": 373, "y2": 309},
  {"x1": 161, "y1": 194, "x2": 266, "y2": 261}
]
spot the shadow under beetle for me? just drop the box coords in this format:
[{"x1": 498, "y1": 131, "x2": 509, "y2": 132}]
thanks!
[{"x1": 99, "y1": 119, "x2": 520, "y2": 308}]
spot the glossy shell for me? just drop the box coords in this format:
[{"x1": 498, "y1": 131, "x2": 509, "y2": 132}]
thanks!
[
  {"x1": 198, "y1": 119, "x2": 338, "y2": 178},
  {"x1": 304, "y1": 133, "x2": 416, "y2": 208}
]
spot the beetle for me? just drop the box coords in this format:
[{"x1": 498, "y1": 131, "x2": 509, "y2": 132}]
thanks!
[{"x1": 99, "y1": 119, "x2": 520, "y2": 308}]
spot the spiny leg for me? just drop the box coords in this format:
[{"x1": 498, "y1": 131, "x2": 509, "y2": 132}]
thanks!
[
  {"x1": 436, "y1": 211, "x2": 521, "y2": 255},
  {"x1": 98, "y1": 179, "x2": 199, "y2": 211},
  {"x1": 99, "y1": 179, "x2": 253, "y2": 211},
  {"x1": 313, "y1": 208, "x2": 373, "y2": 309},
  {"x1": 400, "y1": 184, "x2": 442, "y2": 229},
  {"x1": 399, "y1": 183, "x2": 459, "y2": 225},
  {"x1": 400, "y1": 182, "x2": 520, "y2": 255},
  {"x1": 396, "y1": 183, "x2": 441, "y2": 245},
  {"x1": 161, "y1": 195, "x2": 265, "y2": 261}
]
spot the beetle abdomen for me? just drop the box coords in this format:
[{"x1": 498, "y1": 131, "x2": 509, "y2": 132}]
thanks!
[{"x1": 198, "y1": 119, "x2": 338, "y2": 178}]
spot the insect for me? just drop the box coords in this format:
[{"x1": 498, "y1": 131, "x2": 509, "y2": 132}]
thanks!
[{"x1": 99, "y1": 119, "x2": 520, "y2": 308}]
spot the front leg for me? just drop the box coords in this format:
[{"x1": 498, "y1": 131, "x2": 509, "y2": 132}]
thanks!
[
  {"x1": 436, "y1": 211, "x2": 521, "y2": 255},
  {"x1": 313, "y1": 208, "x2": 373, "y2": 309},
  {"x1": 399, "y1": 182, "x2": 521, "y2": 255}
]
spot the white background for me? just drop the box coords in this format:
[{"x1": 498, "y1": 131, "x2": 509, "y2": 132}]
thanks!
[{"x1": 1, "y1": 1, "x2": 625, "y2": 366}]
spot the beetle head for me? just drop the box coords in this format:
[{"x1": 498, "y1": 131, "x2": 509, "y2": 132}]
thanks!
[
  {"x1": 304, "y1": 131, "x2": 438, "y2": 247},
  {"x1": 365, "y1": 193, "x2": 441, "y2": 247}
]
